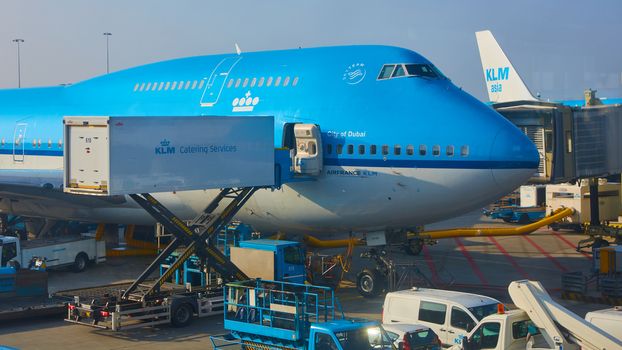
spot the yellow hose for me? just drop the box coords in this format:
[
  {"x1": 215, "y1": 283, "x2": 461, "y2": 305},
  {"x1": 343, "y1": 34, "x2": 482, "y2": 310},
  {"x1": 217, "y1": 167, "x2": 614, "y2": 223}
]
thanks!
[
  {"x1": 302, "y1": 207, "x2": 575, "y2": 248},
  {"x1": 421, "y1": 207, "x2": 574, "y2": 240}
]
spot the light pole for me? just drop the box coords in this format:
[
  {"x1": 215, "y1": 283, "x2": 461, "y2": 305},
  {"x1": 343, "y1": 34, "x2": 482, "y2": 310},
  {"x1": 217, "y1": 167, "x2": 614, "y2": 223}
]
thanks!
[
  {"x1": 103, "y1": 32, "x2": 112, "y2": 74},
  {"x1": 12, "y1": 39, "x2": 24, "y2": 88}
]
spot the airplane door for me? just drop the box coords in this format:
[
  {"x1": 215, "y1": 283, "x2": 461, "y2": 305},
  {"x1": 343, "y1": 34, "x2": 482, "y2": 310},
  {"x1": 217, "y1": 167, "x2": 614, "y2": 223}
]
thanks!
[
  {"x1": 200, "y1": 56, "x2": 241, "y2": 107},
  {"x1": 293, "y1": 124, "x2": 323, "y2": 176},
  {"x1": 12, "y1": 123, "x2": 27, "y2": 162}
]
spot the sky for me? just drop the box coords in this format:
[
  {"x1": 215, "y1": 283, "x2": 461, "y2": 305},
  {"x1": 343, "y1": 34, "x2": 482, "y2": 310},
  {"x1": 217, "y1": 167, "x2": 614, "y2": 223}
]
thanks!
[{"x1": 0, "y1": 0, "x2": 620, "y2": 102}]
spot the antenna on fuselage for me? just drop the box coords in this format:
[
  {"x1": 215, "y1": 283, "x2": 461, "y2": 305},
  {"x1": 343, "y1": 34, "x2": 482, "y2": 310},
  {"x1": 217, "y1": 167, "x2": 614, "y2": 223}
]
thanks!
[{"x1": 235, "y1": 43, "x2": 242, "y2": 55}]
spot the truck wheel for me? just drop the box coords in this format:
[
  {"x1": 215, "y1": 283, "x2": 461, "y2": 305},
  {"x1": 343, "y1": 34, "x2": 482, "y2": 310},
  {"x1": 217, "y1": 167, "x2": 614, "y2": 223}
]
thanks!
[
  {"x1": 171, "y1": 303, "x2": 193, "y2": 327},
  {"x1": 356, "y1": 268, "x2": 384, "y2": 298},
  {"x1": 405, "y1": 238, "x2": 424, "y2": 256},
  {"x1": 73, "y1": 253, "x2": 88, "y2": 272},
  {"x1": 518, "y1": 214, "x2": 531, "y2": 225}
]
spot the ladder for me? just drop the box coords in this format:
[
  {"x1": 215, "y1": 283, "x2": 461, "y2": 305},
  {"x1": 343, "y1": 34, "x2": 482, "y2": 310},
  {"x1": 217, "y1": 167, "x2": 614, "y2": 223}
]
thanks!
[{"x1": 122, "y1": 188, "x2": 255, "y2": 301}]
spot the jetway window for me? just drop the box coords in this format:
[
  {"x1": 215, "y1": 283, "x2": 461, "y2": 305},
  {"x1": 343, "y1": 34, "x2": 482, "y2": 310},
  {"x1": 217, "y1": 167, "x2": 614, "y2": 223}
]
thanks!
[
  {"x1": 394, "y1": 145, "x2": 401, "y2": 155},
  {"x1": 565, "y1": 131, "x2": 573, "y2": 153},
  {"x1": 347, "y1": 144, "x2": 353, "y2": 154},
  {"x1": 419, "y1": 145, "x2": 427, "y2": 156},
  {"x1": 460, "y1": 145, "x2": 469, "y2": 157},
  {"x1": 432, "y1": 145, "x2": 440, "y2": 156},
  {"x1": 370, "y1": 145, "x2": 377, "y2": 155},
  {"x1": 406, "y1": 145, "x2": 414, "y2": 156},
  {"x1": 382, "y1": 145, "x2": 389, "y2": 155},
  {"x1": 378, "y1": 64, "x2": 396, "y2": 80},
  {"x1": 358, "y1": 145, "x2": 365, "y2": 155},
  {"x1": 392, "y1": 65, "x2": 406, "y2": 78},
  {"x1": 336, "y1": 144, "x2": 343, "y2": 154},
  {"x1": 545, "y1": 131, "x2": 553, "y2": 153},
  {"x1": 293, "y1": 77, "x2": 299, "y2": 86},
  {"x1": 446, "y1": 145, "x2": 454, "y2": 157},
  {"x1": 326, "y1": 144, "x2": 332, "y2": 154}
]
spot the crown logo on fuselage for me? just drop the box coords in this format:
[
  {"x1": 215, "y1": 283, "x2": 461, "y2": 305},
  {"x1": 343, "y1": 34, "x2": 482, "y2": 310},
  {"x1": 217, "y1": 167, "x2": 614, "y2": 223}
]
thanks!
[{"x1": 232, "y1": 91, "x2": 260, "y2": 112}]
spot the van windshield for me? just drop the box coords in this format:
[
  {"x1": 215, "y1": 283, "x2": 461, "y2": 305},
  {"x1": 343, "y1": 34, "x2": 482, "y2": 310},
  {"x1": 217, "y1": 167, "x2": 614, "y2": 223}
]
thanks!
[{"x1": 468, "y1": 303, "x2": 499, "y2": 321}]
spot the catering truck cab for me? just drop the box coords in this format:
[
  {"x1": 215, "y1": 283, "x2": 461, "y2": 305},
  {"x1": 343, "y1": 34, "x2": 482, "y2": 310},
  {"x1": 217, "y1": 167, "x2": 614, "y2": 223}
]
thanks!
[{"x1": 0, "y1": 235, "x2": 105, "y2": 272}]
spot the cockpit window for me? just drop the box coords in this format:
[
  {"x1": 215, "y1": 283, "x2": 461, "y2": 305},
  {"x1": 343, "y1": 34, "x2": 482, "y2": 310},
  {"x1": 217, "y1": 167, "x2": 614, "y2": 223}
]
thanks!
[
  {"x1": 378, "y1": 65, "x2": 396, "y2": 80},
  {"x1": 391, "y1": 64, "x2": 406, "y2": 78},
  {"x1": 406, "y1": 64, "x2": 442, "y2": 78}
]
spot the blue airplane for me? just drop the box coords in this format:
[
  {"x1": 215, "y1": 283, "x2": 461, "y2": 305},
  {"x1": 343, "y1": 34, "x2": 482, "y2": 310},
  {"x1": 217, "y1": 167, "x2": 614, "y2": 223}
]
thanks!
[
  {"x1": 476, "y1": 30, "x2": 622, "y2": 106},
  {"x1": 0, "y1": 45, "x2": 539, "y2": 242}
]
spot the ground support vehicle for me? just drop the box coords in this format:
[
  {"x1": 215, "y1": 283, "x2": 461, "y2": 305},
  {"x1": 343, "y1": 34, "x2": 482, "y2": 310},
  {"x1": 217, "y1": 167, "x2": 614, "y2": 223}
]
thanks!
[
  {"x1": 483, "y1": 206, "x2": 546, "y2": 224},
  {"x1": 210, "y1": 279, "x2": 395, "y2": 350},
  {"x1": 382, "y1": 323, "x2": 442, "y2": 350},
  {"x1": 0, "y1": 267, "x2": 66, "y2": 321},
  {"x1": 0, "y1": 234, "x2": 105, "y2": 272},
  {"x1": 453, "y1": 280, "x2": 622, "y2": 350}
]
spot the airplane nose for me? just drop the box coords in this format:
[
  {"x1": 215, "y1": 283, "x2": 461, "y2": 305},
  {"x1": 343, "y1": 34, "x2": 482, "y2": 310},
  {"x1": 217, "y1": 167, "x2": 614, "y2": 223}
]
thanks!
[{"x1": 490, "y1": 123, "x2": 540, "y2": 188}]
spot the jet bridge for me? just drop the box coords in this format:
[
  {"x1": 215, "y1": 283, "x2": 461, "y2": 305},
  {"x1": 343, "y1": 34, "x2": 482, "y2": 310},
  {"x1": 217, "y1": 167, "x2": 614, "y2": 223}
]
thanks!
[{"x1": 63, "y1": 116, "x2": 314, "y2": 301}]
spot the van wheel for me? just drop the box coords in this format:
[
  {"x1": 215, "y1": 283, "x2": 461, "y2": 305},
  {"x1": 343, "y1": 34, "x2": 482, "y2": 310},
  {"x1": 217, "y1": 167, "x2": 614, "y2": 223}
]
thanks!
[
  {"x1": 357, "y1": 268, "x2": 384, "y2": 298},
  {"x1": 171, "y1": 303, "x2": 193, "y2": 327},
  {"x1": 73, "y1": 253, "x2": 88, "y2": 273},
  {"x1": 518, "y1": 214, "x2": 531, "y2": 225},
  {"x1": 405, "y1": 238, "x2": 424, "y2": 256}
]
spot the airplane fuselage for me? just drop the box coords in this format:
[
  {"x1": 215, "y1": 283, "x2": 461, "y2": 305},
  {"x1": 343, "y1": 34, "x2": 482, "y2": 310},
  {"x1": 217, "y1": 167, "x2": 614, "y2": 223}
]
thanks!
[{"x1": 0, "y1": 45, "x2": 539, "y2": 234}]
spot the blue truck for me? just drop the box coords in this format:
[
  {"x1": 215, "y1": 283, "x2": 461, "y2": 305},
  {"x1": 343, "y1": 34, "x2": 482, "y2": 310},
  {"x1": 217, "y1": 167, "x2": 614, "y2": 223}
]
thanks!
[
  {"x1": 210, "y1": 279, "x2": 394, "y2": 350},
  {"x1": 483, "y1": 206, "x2": 546, "y2": 224}
]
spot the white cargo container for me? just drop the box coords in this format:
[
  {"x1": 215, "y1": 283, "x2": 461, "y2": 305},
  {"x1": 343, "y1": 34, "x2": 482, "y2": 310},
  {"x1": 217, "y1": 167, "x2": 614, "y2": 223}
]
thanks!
[
  {"x1": 63, "y1": 116, "x2": 275, "y2": 196},
  {"x1": 519, "y1": 185, "x2": 546, "y2": 207},
  {"x1": 546, "y1": 182, "x2": 621, "y2": 223}
]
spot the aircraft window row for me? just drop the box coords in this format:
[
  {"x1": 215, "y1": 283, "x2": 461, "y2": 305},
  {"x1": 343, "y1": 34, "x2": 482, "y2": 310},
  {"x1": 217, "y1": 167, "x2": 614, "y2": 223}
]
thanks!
[
  {"x1": 133, "y1": 79, "x2": 206, "y2": 92},
  {"x1": 0, "y1": 138, "x2": 62, "y2": 148},
  {"x1": 325, "y1": 143, "x2": 469, "y2": 157},
  {"x1": 226, "y1": 76, "x2": 299, "y2": 89},
  {"x1": 377, "y1": 63, "x2": 444, "y2": 80}
]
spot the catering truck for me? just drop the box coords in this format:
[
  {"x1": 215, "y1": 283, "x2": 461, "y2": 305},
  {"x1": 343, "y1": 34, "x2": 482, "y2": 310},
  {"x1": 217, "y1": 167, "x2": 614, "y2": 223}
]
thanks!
[{"x1": 0, "y1": 234, "x2": 105, "y2": 272}]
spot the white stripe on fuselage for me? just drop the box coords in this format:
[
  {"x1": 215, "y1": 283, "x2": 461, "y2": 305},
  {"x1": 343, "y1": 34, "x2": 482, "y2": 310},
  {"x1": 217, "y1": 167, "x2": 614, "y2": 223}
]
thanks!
[{"x1": 0, "y1": 156, "x2": 530, "y2": 234}]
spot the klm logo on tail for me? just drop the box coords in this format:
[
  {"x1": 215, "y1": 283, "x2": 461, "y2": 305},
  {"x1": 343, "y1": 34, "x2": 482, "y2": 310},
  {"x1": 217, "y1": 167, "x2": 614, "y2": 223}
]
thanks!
[{"x1": 485, "y1": 67, "x2": 510, "y2": 82}]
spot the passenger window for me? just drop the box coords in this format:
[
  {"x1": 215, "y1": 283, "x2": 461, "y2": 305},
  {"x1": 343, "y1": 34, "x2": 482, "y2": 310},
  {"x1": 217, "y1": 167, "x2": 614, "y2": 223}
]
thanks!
[
  {"x1": 392, "y1": 64, "x2": 406, "y2": 78},
  {"x1": 258, "y1": 77, "x2": 265, "y2": 87},
  {"x1": 470, "y1": 322, "x2": 501, "y2": 349},
  {"x1": 178, "y1": 81, "x2": 184, "y2": 90},
  {"x1": 191, "y1": 80, "x2": 198, "y2": 89},
  {"x1": 382, "y1": 145, "x2": 389, "y2": 155},
  {"x1": 158, "y1": 82, "x2": 164, "y2": 90},
  {"x1": 139, "y1": 83, "x2": 146, "y2": 91},
  {"x1": 336, "y1": 144, "x2": 343, "y2": 155},
  {"x1": 432, "y1": 145, "x2": 440, "y2": 156},
  {"x1": 461, "y1": 145, "x2": 469, "y2": 157},
  {"x1": 419, "y1": 145, "x2": 427, "y2": 156},
  {"x1": 145, "y1": 82, "x2": 152, "y2": 91},
  {"x1": 164, "y1": 82, "x2": 170, "y2": 90},
  {"x1": 446, "y1": 145, "x2": 454, "y2": 157},
  {"x1": 267, "y1": 77, "x2": 273, "y2": 87},
  {"x1": 406, "y1": 145, "x2": 414, "y2": 156},
  {"x1": 242, "y1": 78, "x2": 249, "y2": 87},
  {"x1": 171, "y1": 81, "x2": 177, "y2": 90},
  {"x1": 394, "y1": 144, "x2": 401, "y2": 155},
  {"x1": 370, "y1": 145, "x2": 377, "y2": 155},
  {"x1": 198, "y1": 80, "x2": 205, "y2": 89},
  {"x1": 292, "y1": 77, "x2": 299, "y2": 86},
  {"x1": 133, "y1": 83, "x2": 139, "y2": 91},
  {"x1": 275, "y1": 76, "x2": 282, "y2": 87},
  {"x1": 378, "y1": 64, "x2": 396, "y2": 80},
  {"x1": 234, "y1": 79, "x2": 241, "y2": 88},
  {"x1": 250, "y1": 77, "x2": 257, "y2": 87},
  {"x1": 184, "y1": 81, "x2": 191, "y2": 89},
  {"x1": 347, "y1": 145, "x2": 353, "y2": 155},
  {"x1": 451, "y1": 307, "x2": 475, "y2": 331},
  {"x1": 152, "y1": 82, "x2": 158, "y2": 91},
  {"x1": 283, "y1": 76, "x2": 290, "y2": 87},
  {"x1": 358, "y1": 145, "x2": 365, "y2": 155},
  {"x1": 326, "y1": 144, "x2": 332, "y2": 154},
  {"x1": 418, "y1": 301, "x2": 446, "y2": 325}
]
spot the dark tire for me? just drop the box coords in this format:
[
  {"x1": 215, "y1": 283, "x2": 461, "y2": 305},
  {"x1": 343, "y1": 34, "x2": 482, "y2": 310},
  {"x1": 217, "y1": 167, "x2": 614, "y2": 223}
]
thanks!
[
  {"x1": 502, "y1": 218, "x2": 513, "y2": 223},
  {"x1": 550, "y1": 224, "x2": 560, "y2": 232},
  {"x1": 171, "y1": 303, "x2": 193, "y2": 328},
  {"x1": 73, "y1": 253, "x2": 88, "y2": 273},
  {"x1": 356, "y1": 268, "x2": 384, "y2": 298},
  {"x1": 405, "y1": 238, "x2": 424, "y2": 256},
  {"x1": 518, "y1": 214, "x2": 531, "y2": 225}
]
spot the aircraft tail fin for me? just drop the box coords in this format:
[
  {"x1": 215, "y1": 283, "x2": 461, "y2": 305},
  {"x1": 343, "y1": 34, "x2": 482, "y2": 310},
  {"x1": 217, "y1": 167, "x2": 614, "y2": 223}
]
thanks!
[{"x1": 475, "y1": 30, "x2": 537, "y2": 103}]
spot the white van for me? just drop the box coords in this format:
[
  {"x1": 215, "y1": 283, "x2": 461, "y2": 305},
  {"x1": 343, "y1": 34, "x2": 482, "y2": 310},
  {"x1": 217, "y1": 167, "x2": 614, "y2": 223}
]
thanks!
[
  {"x1": 585, "y1": 306, "x2": 622, "y2": 339},
  {"x1": 383, "y1": 287, "x2": 501, "y2": 347}
]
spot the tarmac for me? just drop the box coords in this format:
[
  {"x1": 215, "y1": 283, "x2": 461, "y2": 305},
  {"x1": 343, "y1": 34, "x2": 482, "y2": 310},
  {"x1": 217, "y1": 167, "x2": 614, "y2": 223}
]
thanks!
[{"x1": 0, "y1": 210, "x2": 608, "y2": 349}]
